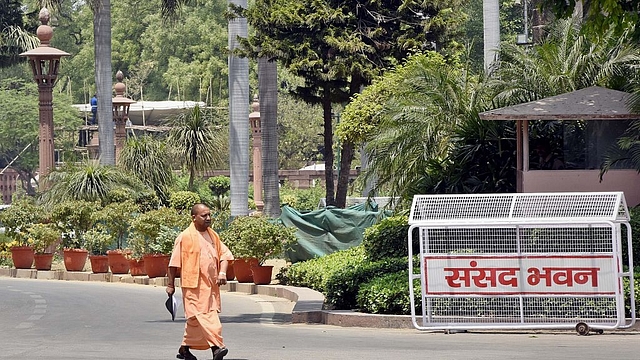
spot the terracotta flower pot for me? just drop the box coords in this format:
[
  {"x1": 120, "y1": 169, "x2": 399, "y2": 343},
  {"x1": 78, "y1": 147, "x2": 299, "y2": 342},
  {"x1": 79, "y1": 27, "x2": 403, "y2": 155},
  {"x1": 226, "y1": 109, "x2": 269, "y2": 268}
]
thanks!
[
  {"x1": 10, "y1": 246, "x2": 34, "y2": 269},
  {"x1": 233, "y1": 257, "x2": 259, "y2": 283},
  {"x1": 63, "y1": 248, "x2": 88, "y2": 272},
  {"x1": 128, "y1": 258, "x2": 146, "y2": 276},
  {"x1": 107, "y1": 250, "x2": 130, "y2": 274},
  {"x1": 251, "y1": 265, "x2": 274, "y2": 285},
  {"x1": 33, "y1": 253, "x2": 54, "y2": 271},
  {"x1": 143, "y1": 254, "x2": 170, "y2": 278},
  {"x1": 89, "y1": 255, "x2": 109, "y2": 273},
  {"x1": 225, "y1": 260, "x2": 235, "y2": 281}
]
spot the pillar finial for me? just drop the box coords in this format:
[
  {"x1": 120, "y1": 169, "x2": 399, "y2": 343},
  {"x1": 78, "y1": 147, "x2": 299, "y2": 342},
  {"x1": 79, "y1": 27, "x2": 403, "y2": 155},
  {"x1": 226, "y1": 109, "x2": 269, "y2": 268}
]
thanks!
[{"x1": 36, "y1": 8, "x2": 53, "y2": 46}]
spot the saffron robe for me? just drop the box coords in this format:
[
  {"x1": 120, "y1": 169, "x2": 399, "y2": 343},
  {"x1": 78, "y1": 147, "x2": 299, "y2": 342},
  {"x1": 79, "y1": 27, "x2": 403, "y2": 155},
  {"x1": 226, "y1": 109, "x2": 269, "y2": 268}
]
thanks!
[{"x1": 169, "y1": 225, "x2": 233, "y2": 350}]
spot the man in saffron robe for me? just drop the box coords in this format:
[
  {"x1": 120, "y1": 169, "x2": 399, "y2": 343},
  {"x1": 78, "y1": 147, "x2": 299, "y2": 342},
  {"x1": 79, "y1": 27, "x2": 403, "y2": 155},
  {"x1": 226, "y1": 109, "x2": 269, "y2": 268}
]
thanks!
[{"x1": 167, "y1": 203, "x2": 233, "y2": 360}]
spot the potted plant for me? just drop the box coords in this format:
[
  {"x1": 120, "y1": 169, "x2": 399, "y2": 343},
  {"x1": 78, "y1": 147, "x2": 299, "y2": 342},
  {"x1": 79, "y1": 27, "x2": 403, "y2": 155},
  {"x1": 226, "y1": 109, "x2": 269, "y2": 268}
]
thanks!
[
  {"x1": 52, "y1": 200, "x2": 101, "y2": 272},
  {"x1": 0, "y1": 198, "x2": 45, "y2": 269},
  {"x1": 220, "y1": 215, "x2": 297, "y2": 284},
  {"x1": 129, "y1": 206, "x2": 190, "y2": 278},
  {"x1": 27, "y1": 223, "x2": 61, "y2": 271},
  {"x1": 93, "y1": 200, "x2": 139, "y2": 274},
  {"x1": 84, "y1": 229, "x2": 114, "y2": 273}
]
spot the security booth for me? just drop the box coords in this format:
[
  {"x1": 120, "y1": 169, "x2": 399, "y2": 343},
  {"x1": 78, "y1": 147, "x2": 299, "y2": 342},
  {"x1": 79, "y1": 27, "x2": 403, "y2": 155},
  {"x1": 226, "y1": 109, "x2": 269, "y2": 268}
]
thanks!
[
  {"x1": 408, "y1": 192, "x2": 635, "y2": 334},
  {"x1": 479, "y1": 87, "x2": 640, "y2": 207}
]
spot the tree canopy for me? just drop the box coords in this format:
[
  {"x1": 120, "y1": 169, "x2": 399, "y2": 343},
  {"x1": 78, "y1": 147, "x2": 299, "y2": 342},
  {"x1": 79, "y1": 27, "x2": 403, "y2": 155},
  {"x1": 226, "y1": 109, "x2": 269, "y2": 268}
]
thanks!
[
  {"x1": 540, "y1": 0, "x2": 640, "y2": 39},
  {"x1": 0, "y1": 77, "x2": 82, "y2": 194},
  {"x1": 237, "y1": 0, "x2": 467, "y2": 207}
]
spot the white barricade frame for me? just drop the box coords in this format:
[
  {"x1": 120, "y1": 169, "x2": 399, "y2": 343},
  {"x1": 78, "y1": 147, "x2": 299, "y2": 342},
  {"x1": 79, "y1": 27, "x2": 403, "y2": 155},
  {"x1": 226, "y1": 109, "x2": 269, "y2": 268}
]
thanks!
[{"x1": 408, "y1": 192, "x2": 635, "y2": 333}]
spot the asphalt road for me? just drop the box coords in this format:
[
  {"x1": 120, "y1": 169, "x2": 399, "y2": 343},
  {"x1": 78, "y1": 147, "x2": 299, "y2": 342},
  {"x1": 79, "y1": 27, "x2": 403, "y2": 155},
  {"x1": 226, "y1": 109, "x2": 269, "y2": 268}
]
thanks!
[{"x1": 1, "y1": 277, "x2": 639, "y2": 360}]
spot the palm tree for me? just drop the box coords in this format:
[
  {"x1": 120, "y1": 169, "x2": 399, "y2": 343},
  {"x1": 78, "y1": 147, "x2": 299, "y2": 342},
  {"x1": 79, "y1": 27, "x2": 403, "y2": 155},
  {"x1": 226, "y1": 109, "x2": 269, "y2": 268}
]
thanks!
[
  {"x1": 362, "y1": 53, "x2": 482, "y2": 201},
  {"x1": 489, "y1": 17, "x2": 640, "y2": 104},
  {"x1": 259, "y1": 57, "x2": 280, "y2": 217},
  {"x1": 41, "y1": 160, "x2": 146, "y2": 205},
  {"x1": 118, "y1": 135, "x2": 174, "y2": 203},
  {"x1": 90, "y1": 0, "x2": 115, "y2": 165},
  {"x1": 161, "y1": 0, "x2": 250, "y2": 217},
  {"x1": 228, "y1": 0, "x2": 250, "y2": 216},
  {"x1": 167, "y1": 105, "x2": 226, "y2": 191}
]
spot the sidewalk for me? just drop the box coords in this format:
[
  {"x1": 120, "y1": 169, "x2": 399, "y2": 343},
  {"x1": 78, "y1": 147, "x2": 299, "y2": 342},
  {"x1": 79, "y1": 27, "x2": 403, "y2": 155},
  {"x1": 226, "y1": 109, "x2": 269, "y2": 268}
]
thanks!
[{"x1": 1, "y1": 266, "x2": 638, "y2": 332}]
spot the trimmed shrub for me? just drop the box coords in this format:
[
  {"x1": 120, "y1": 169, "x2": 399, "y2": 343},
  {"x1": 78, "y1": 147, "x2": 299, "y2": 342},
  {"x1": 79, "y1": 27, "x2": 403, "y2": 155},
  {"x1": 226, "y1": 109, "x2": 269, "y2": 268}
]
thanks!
[
  {"x1": 362, "y1": 215, "x2": 418, "y2": 261},
  {"x1": 357, "y1": 270, "x2": 422, "y2": 314},
  {"x1": 207, "y1": 176, "x2": 231, "y2": 197},
  {"x1": 280, "y1": 245, "x2": 366, "y2": 292},
  {"x1": 279, "y1": 183, "x2": 324, "y2": 211},
  {"x1": 168, "y1": 191, "x2": 201, "y2": 211},
  {"x1": 623, "y1": 273, "x2": 640, "y2": 317},
  {"x1": 324, "y1": 256, "x2": 408, "y2": 309}
]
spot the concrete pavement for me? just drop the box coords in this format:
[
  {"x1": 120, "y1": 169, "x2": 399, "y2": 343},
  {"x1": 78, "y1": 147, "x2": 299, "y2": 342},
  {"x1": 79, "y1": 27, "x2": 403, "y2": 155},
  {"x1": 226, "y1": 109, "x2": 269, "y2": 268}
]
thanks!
[{"x1": 0, "y1": 266, "x2": 414, "y2": 328}]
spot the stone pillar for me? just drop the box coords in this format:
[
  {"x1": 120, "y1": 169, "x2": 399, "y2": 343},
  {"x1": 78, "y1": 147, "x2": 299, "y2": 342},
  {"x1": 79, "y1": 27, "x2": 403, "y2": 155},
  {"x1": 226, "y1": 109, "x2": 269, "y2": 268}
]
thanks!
[{"x1": 249, "y1": 95, "x2": 264, "y2": 212}]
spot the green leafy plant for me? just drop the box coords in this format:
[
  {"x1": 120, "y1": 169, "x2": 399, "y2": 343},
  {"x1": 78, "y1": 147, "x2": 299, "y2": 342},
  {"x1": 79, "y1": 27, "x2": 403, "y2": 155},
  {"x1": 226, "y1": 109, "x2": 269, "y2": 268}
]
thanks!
[
  {"x1": 220, "y1": 215, "x2": 297, "y2": 264},
  {"x1": 207, "y1": 176, "x2": 231, "y2": 197},
  {"x1": 26, "y1": 223, "x2": 61, "y2": 254},
  {"x1": 83, "y1": 228, "x2": 114, "y2": 255},
  {"x1": 0, "y1": 198, "x2": 45, "y2": 246},
  {"x1": 356, "y1": 270, "x2": 420, "y2": 314},
  {"x1": 361, "y1": 215, "x2": 415, "y2": 261},
  {"x1": 92, "y1": 200, "x2": 139, "y2": 249},
  {"x1": 279, "y1": 183, "x2": 325, "y2": 211},
  {"x1": 324, "y1": 257, "x2": 408, "y2": 309},
  {"x1": 168, "y1": 190, "x2": 201, "y2": 211},
  {"x1": 129, "y1": 207, "x2": 190, "y2": 257},
  {"x1": 51, "y1": 200, "x2": 101, "y2": 249},
  {"x1": 148, "y1": 225, "x2": 181, "y2": 255},
  {"x1": 278, "y1": 245, "x2": 367, "y2": 292}
]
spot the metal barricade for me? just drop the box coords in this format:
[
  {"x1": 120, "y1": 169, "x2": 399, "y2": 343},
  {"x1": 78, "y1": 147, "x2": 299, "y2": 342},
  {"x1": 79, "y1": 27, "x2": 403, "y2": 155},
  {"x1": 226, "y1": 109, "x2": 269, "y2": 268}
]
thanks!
[{"x1": 408, "y1": 192, "x2": 635, "y2": 334}]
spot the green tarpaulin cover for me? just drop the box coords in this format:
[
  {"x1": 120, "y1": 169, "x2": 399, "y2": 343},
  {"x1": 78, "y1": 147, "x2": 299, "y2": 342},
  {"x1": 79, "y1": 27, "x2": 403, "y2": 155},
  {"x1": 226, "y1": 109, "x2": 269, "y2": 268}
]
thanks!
[{"x1": 280, "y1": 203, "x2": 387, "y2": 262}]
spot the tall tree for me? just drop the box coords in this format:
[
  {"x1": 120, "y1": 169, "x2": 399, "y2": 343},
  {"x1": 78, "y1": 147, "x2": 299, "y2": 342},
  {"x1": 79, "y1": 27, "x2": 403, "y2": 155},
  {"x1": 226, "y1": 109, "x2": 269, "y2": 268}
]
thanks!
[
  {"x1": 259, "y1": 57, "x2": 280, "y2": 217},
  {"x1": 237, "y1": 0, "x2": 466, "y2": 207},
  {"x1": 0, "y1": 78, "x2": 81, "y2": 195},
  {"x1": 341, "y1": 52, "x2": 484, "y2": 201},
  {"x1": 161, "y1": 0, "x2": 250, "y2": 216},
  {"x1": 0, "y1": 0, "x2": 37, "y2": 68},
  {"x1": 167, "y1": 105, "x2": 226, "y2": 191},
  {"x1": 489, "y1": 17, "x2": 640, "y2": 105},
  {"x1": 227, "y1": 0, "x2": 250, "y2": 216},
  {"x1": 539, "y1": 0, "x2": 640, "y2": 39},
  {"x1": 91, "y1": 0, "x2": 114, "y2": 165}
]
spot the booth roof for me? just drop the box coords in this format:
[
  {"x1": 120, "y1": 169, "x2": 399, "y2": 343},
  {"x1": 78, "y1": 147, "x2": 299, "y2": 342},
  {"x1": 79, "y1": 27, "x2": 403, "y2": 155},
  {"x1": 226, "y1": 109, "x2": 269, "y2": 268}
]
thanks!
[{"x1": 479, "y1": 86, "x2": 638, "y2": 121}]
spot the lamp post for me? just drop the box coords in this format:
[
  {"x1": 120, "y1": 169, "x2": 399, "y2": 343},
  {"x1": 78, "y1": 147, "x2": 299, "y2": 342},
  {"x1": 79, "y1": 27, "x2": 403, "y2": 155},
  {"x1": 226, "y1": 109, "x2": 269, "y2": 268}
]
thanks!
[
  {"x1": 20, "y1": 8, "x2": 69, "y2": 183},
  {"x1": 249, "y1": 95, "x2": 264, "y2": 212},
  {"x1": 112, "y1": 70, "x2": 135, "y2": 162}
]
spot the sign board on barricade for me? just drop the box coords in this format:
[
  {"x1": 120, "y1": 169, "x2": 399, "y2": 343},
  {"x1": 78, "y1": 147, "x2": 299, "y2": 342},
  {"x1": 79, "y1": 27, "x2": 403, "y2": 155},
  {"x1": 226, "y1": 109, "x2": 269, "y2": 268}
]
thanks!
[{"x1": 408, "y1": 192, "x2": 635, "y2": 334}]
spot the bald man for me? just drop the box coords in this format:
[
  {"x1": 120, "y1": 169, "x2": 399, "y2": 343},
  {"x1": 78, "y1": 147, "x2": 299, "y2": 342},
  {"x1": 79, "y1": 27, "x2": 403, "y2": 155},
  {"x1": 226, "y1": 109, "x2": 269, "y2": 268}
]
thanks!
[{"x1": 167, "y1": 203, "x2": 233, "y2": 360}]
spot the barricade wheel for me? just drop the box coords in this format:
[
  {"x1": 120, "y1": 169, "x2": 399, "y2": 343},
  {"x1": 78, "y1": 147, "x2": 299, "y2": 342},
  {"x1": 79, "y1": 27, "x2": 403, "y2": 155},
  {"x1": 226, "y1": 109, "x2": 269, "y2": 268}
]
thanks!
[
  {"x1": 576, "y1": 322, "x2": 590, "y2": 336},
  {"x1": 596, "y1": 329, "x2": 604, "y2": 335}
]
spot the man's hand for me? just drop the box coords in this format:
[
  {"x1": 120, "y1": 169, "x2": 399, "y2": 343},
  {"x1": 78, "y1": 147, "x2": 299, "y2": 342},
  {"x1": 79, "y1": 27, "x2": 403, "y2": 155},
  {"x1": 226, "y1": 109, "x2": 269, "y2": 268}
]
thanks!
[
  {"x1": 217, "y1": 273, "x2": 227, "y2": 286},
  {"x1": 166, "y1": 285, "x2": 175, "y2": 296}
]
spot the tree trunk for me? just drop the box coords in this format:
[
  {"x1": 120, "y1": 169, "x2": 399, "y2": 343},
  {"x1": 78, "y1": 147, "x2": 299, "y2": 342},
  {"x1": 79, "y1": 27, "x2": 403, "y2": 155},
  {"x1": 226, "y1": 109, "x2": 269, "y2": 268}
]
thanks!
[
  {"x1": 259, "y1": 57, "x2": 280, "y2": 218},
  {"x1": 15, "y1": 168, "x2": 36, "y2": 196},
  {"x1": 322, "y1": 94, "x2": 335, "y2": 206},
  {"x1": 228, "y1": 0, "x2": 250, "y2": 216},
  {"x1": 482, "y1": 0, "x2": 500, "y2": 71},
  {"x1": 94, "y1": 0, "x2": 114, "y2": 165},
  {"x1": 334, "y1": 140, "x2": 355, "y2": 208}
]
